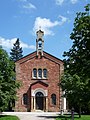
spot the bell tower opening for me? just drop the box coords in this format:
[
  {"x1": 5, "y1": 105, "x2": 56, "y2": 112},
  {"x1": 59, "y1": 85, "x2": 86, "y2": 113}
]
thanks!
[{"x1": 36, "y1": 29, "x2": 44, "y2": 56}]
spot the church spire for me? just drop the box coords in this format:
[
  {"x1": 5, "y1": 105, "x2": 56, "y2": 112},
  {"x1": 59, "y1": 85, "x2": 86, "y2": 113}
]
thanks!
[{"x1": 36, "y1": 29, "x2": 44, "y2": 56}]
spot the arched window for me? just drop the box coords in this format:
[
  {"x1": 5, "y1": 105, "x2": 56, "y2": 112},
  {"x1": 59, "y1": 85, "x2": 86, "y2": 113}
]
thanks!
[
  {"x1": 38, "y1": 69, "x2": 42, "y2": 78},
  {"x1": 23, "y1": 93, "x2": 28, "y2": 105},
  {"x1": 33, "y1": 68, "x2": 37, "y2": 78},
  {"x1": 43, "y1": 69, "x2": 47, "y2": 78},
  {"x1": 51, "y1": 94, "x2": 56, "y2": 105}
]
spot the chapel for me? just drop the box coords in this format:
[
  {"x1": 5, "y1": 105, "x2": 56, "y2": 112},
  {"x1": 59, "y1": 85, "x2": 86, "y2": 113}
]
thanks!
[{"x1": 15, "y1": 29, "x2": 66, "y2": 112}]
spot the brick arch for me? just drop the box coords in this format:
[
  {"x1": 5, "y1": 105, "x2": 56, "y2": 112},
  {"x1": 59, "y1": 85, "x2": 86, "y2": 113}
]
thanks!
[{"x1": 32, "y1": 88, "x2": 48, "y2": 97}]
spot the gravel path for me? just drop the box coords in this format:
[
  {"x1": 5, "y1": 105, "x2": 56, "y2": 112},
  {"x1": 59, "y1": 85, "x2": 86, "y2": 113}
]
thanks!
[{"x1": 2, "y1": 112, "x2": 59, "y2": 120}]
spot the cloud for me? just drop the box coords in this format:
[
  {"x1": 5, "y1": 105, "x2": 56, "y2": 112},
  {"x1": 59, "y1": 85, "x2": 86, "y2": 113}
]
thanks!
[
  {"x1": 55, "y1": 0, "x2": 65, "y2": 5},
  {"x1": 16, "y1": 0, "x2": 36, "y2": 10},
  {"x1": 70, "y1": 0, "x2": 78, "y2": 4},
  {"x1": 33, "y1": 17, "x2": 59, "y2": 36},
  {"x1": 0, "y1": 37, "x2": 35, "y2": 50},
  {"x1": 33, "y1": 15, "x2": 67, "y2": 35},
  {"x1": 59, "y1": 15, "x2": 67, "y2": 24},
  {"x1": 55, "y1": 0, "x2": 78, "y2": 5},
  {"x1": 23, "y1": 3, "x2": 36, "y2": 9},
  {"x1": 33, "y1": 16, "x2": 67, "y2": 36}
]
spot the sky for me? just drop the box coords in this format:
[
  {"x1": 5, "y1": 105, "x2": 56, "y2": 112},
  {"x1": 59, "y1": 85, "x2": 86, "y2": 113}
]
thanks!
[{"x1": 0, "y1": 0, "x2": 89, "y2": 60}]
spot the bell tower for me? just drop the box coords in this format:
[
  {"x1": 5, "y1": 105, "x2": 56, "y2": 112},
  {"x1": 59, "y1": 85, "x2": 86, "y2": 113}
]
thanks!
[{"x1": 36, "y1": 29, "x2": 44, "y2": 56}]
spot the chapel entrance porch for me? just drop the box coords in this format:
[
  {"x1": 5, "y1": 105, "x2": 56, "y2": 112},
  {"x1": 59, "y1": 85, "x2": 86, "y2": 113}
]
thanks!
[{"x1": 31, "y1": 89, "x2": 48, "y2": 112}]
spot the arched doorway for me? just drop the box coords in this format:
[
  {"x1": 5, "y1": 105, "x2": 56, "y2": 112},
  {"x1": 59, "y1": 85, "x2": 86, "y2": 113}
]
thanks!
[
  {"x1": 35, "y1": 92, "x2": 44, "y2": 110},
  {"x1": 31, "y1": 88, "x2": 48, "y2": 111}
]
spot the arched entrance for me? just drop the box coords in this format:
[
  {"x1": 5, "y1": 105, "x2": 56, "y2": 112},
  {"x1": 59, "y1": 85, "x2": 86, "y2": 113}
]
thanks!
[
  {"x1": 31, "y1": 88, "x2": 48, "y2": 112},
  {"x1": 35, "y1": 92, "x2": 44, "y2": 110}
]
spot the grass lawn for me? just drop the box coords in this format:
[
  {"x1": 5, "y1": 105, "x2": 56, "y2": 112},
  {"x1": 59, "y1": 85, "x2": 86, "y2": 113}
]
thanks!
[
  {"x1": 0, "y1": 115, "x2": 20, "y2": 120},
  {"x1": 56, "y1": 115, "x2": 90, "y2": 120}
]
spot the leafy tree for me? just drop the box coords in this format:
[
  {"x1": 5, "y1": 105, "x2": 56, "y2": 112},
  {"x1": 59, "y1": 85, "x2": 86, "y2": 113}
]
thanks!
[
  {"x1": 10, "y1": 38, "x2": 23, "y2": 62},
  {"x1": 61, "y1": 4, "x2": 90, "y2": 117},
  {"x1": 0, "y1": 47, "x2": 20, "y2": 111}
]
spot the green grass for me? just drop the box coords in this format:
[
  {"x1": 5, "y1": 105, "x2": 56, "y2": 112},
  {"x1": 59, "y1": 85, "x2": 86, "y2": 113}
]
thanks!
[
  {"x1": 56, "y1": 115, "x2": 90, "y2": 120},
  {"x1": 0, "y1": 115, "x2": 20, "y2": 120}
]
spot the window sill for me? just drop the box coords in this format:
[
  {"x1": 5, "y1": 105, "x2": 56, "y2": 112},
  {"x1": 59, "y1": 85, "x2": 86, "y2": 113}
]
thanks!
[{"x1": 32, "y1": 78, "x2": 48, "y2": 80}]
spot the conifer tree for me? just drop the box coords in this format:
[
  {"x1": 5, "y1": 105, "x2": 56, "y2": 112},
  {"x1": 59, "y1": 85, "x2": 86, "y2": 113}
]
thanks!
[{"x1": 10, "y1": 38, "x2": 23, "y2": 61}]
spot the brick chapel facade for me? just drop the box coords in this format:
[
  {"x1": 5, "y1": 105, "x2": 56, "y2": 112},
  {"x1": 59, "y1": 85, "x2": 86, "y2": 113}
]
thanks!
[{"x1": 15, "y1": 30, "x2": 66, "y2": 112}]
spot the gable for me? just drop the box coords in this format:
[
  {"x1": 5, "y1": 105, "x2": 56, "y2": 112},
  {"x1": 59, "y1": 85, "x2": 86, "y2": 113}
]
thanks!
[
  {"x1": 31, "y1": 80, "x2": 48, "y2": 87},
  {"x1": 15, "y1": 51, "x2": 64, "y2": 65},
  {"x1": 30, "y1": 81, "x2": 48, "y2": 96}
]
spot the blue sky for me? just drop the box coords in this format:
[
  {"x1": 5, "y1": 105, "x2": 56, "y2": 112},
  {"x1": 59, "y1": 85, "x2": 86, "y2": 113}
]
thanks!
[{"x1": 0, "y1": 0, "x2": 89, "y2": 60}]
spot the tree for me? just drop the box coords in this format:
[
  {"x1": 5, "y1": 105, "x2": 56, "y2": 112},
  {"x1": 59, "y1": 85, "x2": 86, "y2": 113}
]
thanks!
[
  {"x1": 0, "y1": 47, "x2": 20, "y2": 111},
  {"x1": 61, "y1": 73, "x2": 89, "y2": 117},
  {"x1": 10, "y1": 38, "x2": 23, "y2": 62},
  {"x1": 61, "y1": 4, "x2": 90, "y2": 117}
]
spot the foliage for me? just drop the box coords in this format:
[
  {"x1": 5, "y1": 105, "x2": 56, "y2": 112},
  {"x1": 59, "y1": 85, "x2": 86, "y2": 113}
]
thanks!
[
  {"x1": 61, "y1": 4, "x2": 90, "y2": 115},
  {"x1": 0, "y1": 47, "x2": 20, "y2": 111},
  {"x1": 56, "y1": 115, "x2": 90, "y2": 120},
  {"x1": 61, "y1": 73, "x2": 90, "y2": 114},
  {"x1": 10, "y1": 38, "x2": 23, "y2": 62},
  {"x1": 0, "y1": 115, "x2": 20, "y2": 120}
]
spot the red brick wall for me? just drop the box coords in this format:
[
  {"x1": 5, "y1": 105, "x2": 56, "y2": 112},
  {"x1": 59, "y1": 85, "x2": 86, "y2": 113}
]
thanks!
[{"x1": 15, "y1": 52, "x2": 63, "y2": 112}]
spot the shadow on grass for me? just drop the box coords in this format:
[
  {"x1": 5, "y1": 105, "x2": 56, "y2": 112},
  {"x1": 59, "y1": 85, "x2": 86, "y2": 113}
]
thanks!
[
  {"x1": 37, "y1": 115, "x2": 57, "y2": 119},
  {"x1": 0, "y1": 115, "x2": 13, "y2": 118},
  {"x1": 0, "y1": 115, "x2": 8, "y2": 118},
  {"x1": 56, "y1": 115, "x2": 80, "y2": 120}
]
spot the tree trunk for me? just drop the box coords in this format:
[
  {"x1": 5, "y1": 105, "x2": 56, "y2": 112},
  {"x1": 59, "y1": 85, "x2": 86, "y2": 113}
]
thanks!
[{"x1": 79, "y1": 106, "x2": 81, "y2": 118}]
